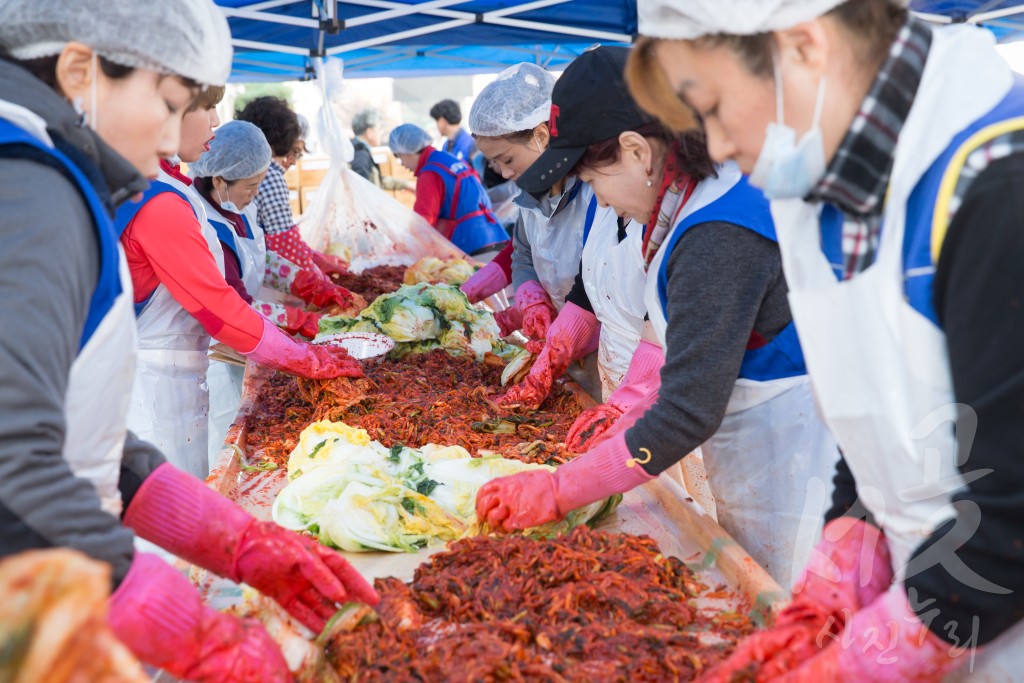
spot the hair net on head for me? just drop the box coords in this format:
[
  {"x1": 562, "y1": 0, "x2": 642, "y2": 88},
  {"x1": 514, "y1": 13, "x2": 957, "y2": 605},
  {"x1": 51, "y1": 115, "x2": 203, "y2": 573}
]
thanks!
[
  {"x1": 388, "y1": 124, "x2": 434, "y2": 155},
  {"x1": 468, "y1": 63, "x2": 556, "y2": 138},
  {"x1": 352, "y1": 109, "x2": 380, "y2": 136},
  {"x1": 296, "y1": 113, "x2": 310, "y2": 141},
  {"x1": 189, "y1": 120, "x2": 272, "y2": 181},
  {"x1": 638, "y1": 0, "x2": 853, "y2": 40},
  {"x1": 0, "y1": 0, "x2": 233, "y2": 86}
]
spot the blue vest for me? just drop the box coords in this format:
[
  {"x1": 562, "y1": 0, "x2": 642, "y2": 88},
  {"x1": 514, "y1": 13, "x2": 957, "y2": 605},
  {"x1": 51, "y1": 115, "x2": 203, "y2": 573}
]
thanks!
[
  {"x1": 820, "y1": 77, "x2": 1024, "y2": 326},
  {"x1": 421, "y1": 149, "x2": 507, "y2": 254},
  {"x1": 657, "y1": 176, "x2": 808, "y2": 382},
  {"x1": 114, "y1": 180, "x2": 199, "y2": 316},
  {"x1": 0, "y1": 119, "x2": 121, "y2": 350},
  {"x1": 205, "y1": 210, "x2": 253, "y2": 272}
]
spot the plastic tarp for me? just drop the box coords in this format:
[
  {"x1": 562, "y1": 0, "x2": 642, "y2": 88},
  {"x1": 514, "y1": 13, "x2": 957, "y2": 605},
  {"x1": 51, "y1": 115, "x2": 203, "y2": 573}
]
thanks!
[{"x1": 216, "y1": 0, "x2": 635, "y2": 81}]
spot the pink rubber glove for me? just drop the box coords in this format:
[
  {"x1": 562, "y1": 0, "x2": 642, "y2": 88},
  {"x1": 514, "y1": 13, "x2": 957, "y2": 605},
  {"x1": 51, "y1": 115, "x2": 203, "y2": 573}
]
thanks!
[
  {"x1": 290, "y1": 268, "x2": 360, "y2": 310},
  {"x1": 245, "y1": 316, "x2": 363, "y2": 379},
  {"x1": 311, "y1": 249, "x2": 349, "y2": 276},
  {"x1": 565, "y1": 340, "x2": 664, "y2": 452},
  {"x1": 109, "y1": 553, "x2": 291, "y2": 682},
  {"x1": 476, "y1": 428, "x2": 653, "y2": 531},
  {"x1": 516, "y1": 280, "x2": 558, "y2": 341},
  {"x1": 494, "y1": 305, "x2": 524, "y2": 337},
  {"x1": 499, "y1": 302, "x2": 598, "y2": 409},
  {"x1": 124, "y1": 463, "x2": 380, "y2": 633},
  {"x1": 282, "y1": 306, "x2": 322, "y2": 339},
  {"x1": 775, "y1": 586, "x2": 972, "y2": 682},
  {"x1": 460, "y1": 260, "x2": 510, "y2": 304},
  {"x1": 701, "y1": 517, "x2": 894, "y2": 682}
]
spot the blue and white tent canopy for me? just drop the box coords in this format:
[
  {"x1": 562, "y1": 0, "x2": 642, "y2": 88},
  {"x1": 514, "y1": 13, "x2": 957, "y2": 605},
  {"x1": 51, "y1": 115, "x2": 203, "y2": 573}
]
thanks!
[
  {"x1": 217, "y1": 0, "x2": 635, "y2": 81},
  {"x1": 215, "y1": 0, "x2": 1024, "y2": 82}
]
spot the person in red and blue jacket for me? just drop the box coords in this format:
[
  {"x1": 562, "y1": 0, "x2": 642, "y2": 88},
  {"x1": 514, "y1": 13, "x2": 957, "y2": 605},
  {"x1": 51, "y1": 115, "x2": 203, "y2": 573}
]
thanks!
[{"x1": 388, "y1": 123, "x2": 508, "y2": 259}]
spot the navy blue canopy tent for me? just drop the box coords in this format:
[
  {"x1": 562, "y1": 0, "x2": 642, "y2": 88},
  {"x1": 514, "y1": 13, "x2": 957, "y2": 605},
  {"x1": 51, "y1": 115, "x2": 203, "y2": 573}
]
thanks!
[
  {"x1": 215, "y1": 0, "x2": 1024, "y2": 82},
  {"x1": 216, "y1": 0, "x2": 635, "y2": 81}
]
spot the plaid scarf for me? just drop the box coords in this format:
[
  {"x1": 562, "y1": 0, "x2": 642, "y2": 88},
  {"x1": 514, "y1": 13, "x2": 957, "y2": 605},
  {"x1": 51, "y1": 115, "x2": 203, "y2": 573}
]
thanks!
[{"x1": 643, "y1": 143, "x2": 695, "y2": 269}]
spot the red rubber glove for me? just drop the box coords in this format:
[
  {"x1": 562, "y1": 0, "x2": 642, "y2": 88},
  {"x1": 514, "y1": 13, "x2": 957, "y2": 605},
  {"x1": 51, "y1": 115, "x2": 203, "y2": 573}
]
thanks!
[
  {"x1": 460, "y1": 260, "x2": 510, "y2": 304},
  {"x1": 515, "y1": 280, "x2": 557, "y2": 341},
  {"x1": 476, "y1": 428, "x2": 653, "y2": 531},
  {"x1": 245, "y1": 317, "x2": 363, "y2": 379},
  {"x1": 701, "y1": 517, "x2": 894, "y2": 682},
  {"x1": 499, "y1": 302, "x2": 598, "y2": 409},
  {"x1": 566, "y1": 340, "x2": 664, "y2": 452},
  {"x1": 282, "y1": 306, "x2": 322, "y2": 338},
  {"x1": 125, "y1": 463, "x2": 380, "y2": 633},
  {"x1": 494, "y1": 305, "x2": 524, "y2": 337},
  {"x1": 109, "y1": 553, "x2": 291, "y2": 682},
  {"x1": 290, "y1": 268, "x2": 359, "y2": 310},
  {"x1": 775, "y1": 586, "x2": 972, "y2": 683},
  {"x1": 311, "y1": 249, "x2": 349, "y2": 276}
]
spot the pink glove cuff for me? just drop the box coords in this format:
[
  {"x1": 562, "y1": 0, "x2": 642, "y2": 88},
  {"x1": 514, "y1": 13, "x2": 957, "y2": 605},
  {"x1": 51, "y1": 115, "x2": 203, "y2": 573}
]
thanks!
[
  {"x1": 109, "y1": 553, "x2": 207, "y2": 671},
  {"x1": 124, "y1": 463, "x2": 251, "y2": 582},
  {"x1": 515, "y1": 279, "x2": 554, "y2": 311},
  {"x1": 461, "y1": 261, "x2": 510, "y2": 303},
  {"x1": 838, "y1": 586, "x2": 973, "y2": 682},
  {"x1": 608, "y1": 340, "x2": 664, "y2": 412},
  {"x1": 553, "y1": 430, "x2": 654, "y2": 514},
  {"x1": 244, "y1": 316, "x2": 304, "y2": 366}
]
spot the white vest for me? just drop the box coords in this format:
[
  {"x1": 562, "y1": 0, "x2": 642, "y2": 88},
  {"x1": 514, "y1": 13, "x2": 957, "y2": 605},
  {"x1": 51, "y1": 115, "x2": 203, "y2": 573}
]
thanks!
[
  {"x1": 772, "y1": 26, "x2": 1023, "y2": 678},
  {"x1": 126, "y1": 169, "x2": 225, "y2": 478},
  {"x1": 580, "y1": 203, "x2": 646, "y2": 400}
]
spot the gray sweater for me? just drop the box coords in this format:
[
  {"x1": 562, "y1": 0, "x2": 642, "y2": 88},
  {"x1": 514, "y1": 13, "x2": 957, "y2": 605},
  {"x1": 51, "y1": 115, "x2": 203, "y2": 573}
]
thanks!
[
  {"x1": 624, "y1": 221, "x2": 792, "y2": 475},
  {"x1": 0, "y1": 59, "x2": 162, "y2": 587}
]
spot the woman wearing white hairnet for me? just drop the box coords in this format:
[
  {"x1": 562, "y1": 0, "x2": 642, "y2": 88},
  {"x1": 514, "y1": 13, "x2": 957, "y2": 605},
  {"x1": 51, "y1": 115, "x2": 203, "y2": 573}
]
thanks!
[
  {"x1": 0, "y1": 1, "x2": 378, "y2": 681},
  {"x1": 190, "y1": 120, "x2": 366, "y2": 459},
  {"x1": 116, "y1": 109, "x2": 364, "y2": 480},
  {"x1": 470, "y1": 62, "x2": 658, "y2": 436},
  {"x1": 388, "y1": 122, "x2": 509, "y2": 260},
  {"x1": 629, "y1": 0, "x2": 1024, "y2": 680},
  {"x1": 462, "y1": 62, "x2": 594, "y2": 346}
]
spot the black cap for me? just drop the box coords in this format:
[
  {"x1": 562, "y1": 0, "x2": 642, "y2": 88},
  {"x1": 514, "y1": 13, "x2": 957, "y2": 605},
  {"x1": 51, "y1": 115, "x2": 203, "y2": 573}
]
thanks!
[{"x1": 517, "y1": 45, "x2": 656, "y2": 196}]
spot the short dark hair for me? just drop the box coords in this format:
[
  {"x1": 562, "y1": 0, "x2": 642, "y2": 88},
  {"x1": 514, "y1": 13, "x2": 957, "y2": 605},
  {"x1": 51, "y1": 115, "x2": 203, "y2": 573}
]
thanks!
[
  {"x1": 429, "y1": 99, "x2": 462, "y2": 125},
  {"x1": 574, "y1": 122, "x2": 715, "y2": 185},
  {"x1": 187, "y1": 84, "x2": 225, "y2": 113},
  {"x1": 235, "y1": 96, "x2": 300, "y2": 157}
]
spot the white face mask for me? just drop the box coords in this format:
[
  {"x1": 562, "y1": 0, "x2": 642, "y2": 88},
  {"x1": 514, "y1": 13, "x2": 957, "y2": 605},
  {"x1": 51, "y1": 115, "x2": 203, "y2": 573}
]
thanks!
[
  {"x1": 216, "y1": 186, "x2": 239, "y2": 213},
  {"x1": 748, "y1": 52, "x2": 828, "y2": 200}
]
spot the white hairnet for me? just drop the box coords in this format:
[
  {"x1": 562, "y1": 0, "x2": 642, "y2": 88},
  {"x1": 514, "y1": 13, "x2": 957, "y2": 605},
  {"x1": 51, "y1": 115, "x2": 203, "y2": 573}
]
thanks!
[
  {"x1": 388, "y1": 124, "x2": 434, "y2": 155},
  {"x1": 189, "y1": 120, "x2": 272, "y2": 181},
  {"x1": 0, "y1": 0, "x2": 233, "y2": 86},
  {"x1": 468, "y1": 62, "x2": 556, "y2": 138},
  {"x1": 638, "y1": 0, "x2": 852, "y2": 40},
  {"x1": 296, "y1": 113, "x2": 310, "y2": 141}
]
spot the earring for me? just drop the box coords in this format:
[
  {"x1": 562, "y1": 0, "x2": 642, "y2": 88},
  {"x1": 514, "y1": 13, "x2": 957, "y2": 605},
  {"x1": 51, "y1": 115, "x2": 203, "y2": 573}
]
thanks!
[
  {"x1": 72, "y1": 96, "x2": 88, "y2": 127},
  {"x1": 645, "y1": 169, "x2": 653, "y2": 188}
]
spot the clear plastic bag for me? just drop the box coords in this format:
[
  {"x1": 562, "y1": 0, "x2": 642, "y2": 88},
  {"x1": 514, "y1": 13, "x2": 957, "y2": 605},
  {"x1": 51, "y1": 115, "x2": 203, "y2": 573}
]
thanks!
[{"x1": 298, "y1": 59, "x2": 466, "y2": 273}]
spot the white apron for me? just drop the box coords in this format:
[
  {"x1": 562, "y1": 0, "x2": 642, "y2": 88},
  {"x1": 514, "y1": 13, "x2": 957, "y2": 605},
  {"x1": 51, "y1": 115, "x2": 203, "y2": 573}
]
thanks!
[
  {"x1": 0, "y1": 102, "x2": 139, "y2": 517},
  {"x1": 645, "y1": 162, "x2": 837, "y2": 587},
  {"x1": 580, "y1": 204, "x2": 647, "y2": 400},
  {"x1": 517, "y1": 178, "x2": 588, "y2": 310},
  {"x1": 196, "y1": 197, "x2": 268, "y2": 465},
  {"x1": 771, "y1": 25, "x2": 1022, "y2": 680},
  {"x1": 127, "y1": 169, "x2": 225, "y2": 479}
]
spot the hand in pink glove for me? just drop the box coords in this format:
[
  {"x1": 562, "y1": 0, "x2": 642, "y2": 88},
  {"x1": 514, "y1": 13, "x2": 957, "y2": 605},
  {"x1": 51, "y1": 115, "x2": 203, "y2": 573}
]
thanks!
[
  {"x1": 476, "y1": 429, "x2": 654, "y2": 531},
  {"x1": 282, "y1": 306, "x2": 322, "y2": 339},
  {"x1": 245, "y1": 316, "x2": 363, "y2": 379},
  {"x1": 311, "y1": 249, "x2": 349, "y2": 276},
  {"x1": 515, "y1": 280, "x2": 557, "y2": 341},
  {"x1": 494, "y1": 305, "x2": 524, "y2": 337},
  {"x1": 701, "y1": 517, "x2": 894, "y2": 682},
  {"x1": 290, "y1": 268, "x2": 360, "y2": 311},
  {"x1": 109, "y1": 553, "x2": 291, "y2": 683},
  {"x1": 125, "y1": 464, "x2": 380, "y2": 633},
  {"x1": 499, "y1": 302, "x2": 598, "y2": 410},
  {"x1": 461, "y1": 261, "x2": 510, "y2": 304},
  {"x1": 566, "y1": 340, "x2": 664, "y2": 452},
  {"x1": 775, "y1": 586, "x2": 971, "y2": 683}
]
